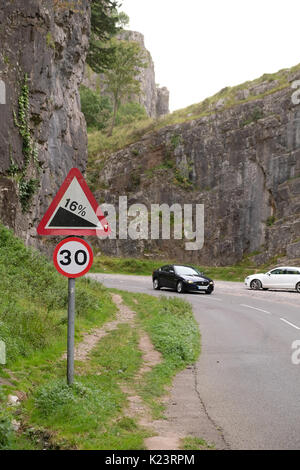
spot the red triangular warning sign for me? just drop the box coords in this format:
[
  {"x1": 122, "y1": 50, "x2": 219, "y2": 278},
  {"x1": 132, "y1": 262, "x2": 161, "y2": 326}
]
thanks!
[{"x1": 37, "y1": 168, "x2": 111, "y2": 237}]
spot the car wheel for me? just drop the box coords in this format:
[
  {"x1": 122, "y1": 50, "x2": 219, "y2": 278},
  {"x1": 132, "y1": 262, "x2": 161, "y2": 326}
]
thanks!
[
  {"x1": 153, "y1": 278, "x2": 160, "y2": 290},
  {"x1": 205, "y1": 290, "x2": 212, "y2": 295},
  {"x1": 176, "y1": 281, "x2": 184, "y2": 293},
  {"x1": 250, "y1": 279, "x2": 262, "y2": 290},
  {"x1": 296, "y1": 282, "x2": 300, "y2": 293}
]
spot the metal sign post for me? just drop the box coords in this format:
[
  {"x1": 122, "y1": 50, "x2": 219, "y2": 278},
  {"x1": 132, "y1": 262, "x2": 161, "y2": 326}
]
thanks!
[
  {"x1": 37, "y1": 168, "x2": 111, "y2": 386},
  {"x1": 67, "y1": 277, "x2": 76, "y2": 385},
  {"x1": 53, "y1": 237, "x2": 94, "y2": 385}
]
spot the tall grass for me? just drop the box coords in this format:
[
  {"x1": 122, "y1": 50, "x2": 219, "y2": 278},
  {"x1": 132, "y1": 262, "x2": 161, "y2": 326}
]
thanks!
[{"x1": 0, "y1": 225, "x2": 113, "y2": 363}]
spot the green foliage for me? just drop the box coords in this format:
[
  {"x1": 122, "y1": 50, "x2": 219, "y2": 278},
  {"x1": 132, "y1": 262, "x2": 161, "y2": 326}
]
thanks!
[
  {"x1": 242, "y1": 106, "x2": 264, "y2": 126},
  {"x1": 87, "y1": 0, "x2": 121, "y2": 74},
  {"x1": 121, "y1": 292, "x2": 200, "y2": 417},
  {"x1": 0, "y1": 225, "x2": 115, "y2": 364},
  {"x1": 13, "y1": 74, "x2": 33, "y2": 168},
  {"x1": 19, "y1": 320, "x2": 144, "y2": 450},
  {"x1": 145, "y1": 296, "x2": 200, "y2": 364},
  {"x1": 7, "y1": 155, "x2": 19, "y2": 178},
  {"x1": 104, "y1": 38, "x2": 148, "y2": 136},
  {"x1": 173, "y1": 169, "x2": 193, "y2": 189},
  {"x1": 46, "y1": 32, "x2": 55, "y2": 50},
  {"x1": 12, "y1": 74, "x2": 40, "y2": 212},
  {"x1": 115, "y1": 101, "x2": 147, "y2": 126},
  {"x1": 90, "y1": 254, "x2": 279, "y2": 282},
  {"x1": 19, "y1": 178, "x2": 39, "y2": 212},
  {"x1": 34, "y1": 380, "x2": 89, "y2": 417},
  {"x1": 0, "y1": 411, "x2": 13, "y2": 449},
  {"x1": 181, "y1": 436, "x2": 214, "y2": 450},
  {"x1": 170, "y1": 133, "x2": 183, "y2": 150},
  {"x1": 87, "y1": 63, "x2": 300, "y2": 161},
  {"x1": 80, "y1": 85, "x2": 112, "y2": 130},
  {"x1": 266, "y1": 215, "x2": 276, "y2": 226}
]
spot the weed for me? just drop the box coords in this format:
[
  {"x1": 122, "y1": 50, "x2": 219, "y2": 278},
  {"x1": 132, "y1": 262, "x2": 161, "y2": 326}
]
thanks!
[
  {"x1": 266, "y1": 215, "x2": 276, "y2": 226},
  {"x1": 181, "y1": 436, "x2": 214, "y2": 450},
  {"x1": 0, "y1": 411, "x2": 13, "y2": 449}
]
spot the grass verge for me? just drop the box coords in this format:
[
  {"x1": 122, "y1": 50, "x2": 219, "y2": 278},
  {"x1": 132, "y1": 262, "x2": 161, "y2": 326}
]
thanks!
[
  {"x1": 120, "y1": 291, "x2": 200, "y2": 419},
  {"x1": 2, "y1": 292, "x2": 200, "y2": 449},
  {"x1": 90, "y1": 254, "x2": 277, "y2": 282}
]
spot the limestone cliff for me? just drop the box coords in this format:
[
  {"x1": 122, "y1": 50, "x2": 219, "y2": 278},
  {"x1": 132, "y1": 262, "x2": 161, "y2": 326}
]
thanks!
[
  {"x1": 92, "y1": 67, "x2": 300, "y2": 266},
  {"x1": 82, "y1": 30, "x2": 170, "y2": 118},
  {"x1": 0, "y1": 0, "x2": 90, "y2": 250}
]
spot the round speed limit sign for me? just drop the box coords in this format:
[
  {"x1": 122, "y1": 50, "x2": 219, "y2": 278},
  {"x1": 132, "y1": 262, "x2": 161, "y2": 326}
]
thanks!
[{"x1": 53, "y1": 237, "x2": 94, "y2": 278}]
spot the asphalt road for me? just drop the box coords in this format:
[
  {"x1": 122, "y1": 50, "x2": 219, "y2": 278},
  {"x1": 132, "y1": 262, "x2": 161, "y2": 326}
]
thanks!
[{"x1": 88, "y1": 273, "x2": 300, "y2": 450}]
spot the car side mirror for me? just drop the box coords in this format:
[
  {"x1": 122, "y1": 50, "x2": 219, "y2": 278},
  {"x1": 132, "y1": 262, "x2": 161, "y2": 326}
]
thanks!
[
  {"x1": 169, "y1": 270, "x2": 174, "y2": 274},
  {"x1": 267, "y1": 272, "x2": 271, "y2": 276}
]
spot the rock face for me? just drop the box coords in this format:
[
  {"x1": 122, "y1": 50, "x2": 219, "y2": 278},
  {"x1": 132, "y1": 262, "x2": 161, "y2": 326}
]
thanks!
[
  {"x1": 0, "y1": 0, "x2": 90, "y2": 251},
  {"x1": 93, "y1": 73, "x2": 300, "y2": 266},
  {"x1": 82, "y1": 30, "x2": 170, "y2": 118}
]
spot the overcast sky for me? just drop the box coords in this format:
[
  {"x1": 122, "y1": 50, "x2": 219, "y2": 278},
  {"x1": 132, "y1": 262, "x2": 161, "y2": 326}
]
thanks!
[{"x1": 121, "y1": 0, "x2": 300, "y2": 112}]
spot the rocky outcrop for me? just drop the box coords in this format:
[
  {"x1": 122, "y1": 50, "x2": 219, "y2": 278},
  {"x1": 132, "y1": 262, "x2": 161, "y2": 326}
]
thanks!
[
  {"x1": 82, "y1": 30, "x2": 169, "y2": 118},
  {"x1": 0, "y1": 0, "x2": 90, "y2": 251},
  {"x1": 93, "y1": 71, "x2": 300, "y2": 265}
]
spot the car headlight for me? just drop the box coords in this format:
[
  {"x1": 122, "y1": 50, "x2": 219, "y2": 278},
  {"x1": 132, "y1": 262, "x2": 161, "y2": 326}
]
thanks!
[
  {"x1": 209, "y1": 281, "x2": 214, "y2": 284},
  {"x1": 187, "y1": 280, "x2": 194, "y2": 284}
]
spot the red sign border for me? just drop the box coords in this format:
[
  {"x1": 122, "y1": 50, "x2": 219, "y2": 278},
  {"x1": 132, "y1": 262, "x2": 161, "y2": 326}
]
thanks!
[
  {"x1": 37, "y1": 168, "x2": 110, "y2": 236},
  {"x1": 53, "y1": 237, "x2": 94, "y2": 278}
]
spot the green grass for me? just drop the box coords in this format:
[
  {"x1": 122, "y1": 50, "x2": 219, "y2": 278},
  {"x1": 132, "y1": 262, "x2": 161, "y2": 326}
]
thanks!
[
  {"x1": 24, "y1": 325, "x2": 145, "y2": 450},
  {"x1": 120, "y1": 292, "x2": 200, "y2": 418},
  {"x1": 2, "y1": 292, "x2": 201, "y2": 450},
  {"x1": 0, "y1": 224, "x2": 117, "y2": 449},
  {"x1": 0, "y1": 225, "x2": 204, "y2": 449},
  {"x1": 14, "y1": 293, "x2": 200, "y2": 449},
  {"x1": 181, "y1": 436, "x2": 214, "y2": 450},
  {"x1": 0, "y1": 225, "x2": 116, "y2": 365},
  {"x1": 90, "y1": 254, "x2": 276, "y2": 282}
]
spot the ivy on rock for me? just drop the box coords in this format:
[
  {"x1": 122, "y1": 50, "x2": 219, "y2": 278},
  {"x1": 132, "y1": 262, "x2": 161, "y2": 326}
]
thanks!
[{"x1": 11, "y1": 74, "x2": 40, "y2": 213}]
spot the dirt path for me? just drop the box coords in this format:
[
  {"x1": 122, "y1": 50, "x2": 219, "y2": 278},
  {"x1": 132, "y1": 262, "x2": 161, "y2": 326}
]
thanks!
[
  {"x1": 65, "y1": 293, "x2": 186, "y2": 449},
  {"x1": 62, "y1": 294, "x2": 134, "y2": 361},
  {"x1": 65, "y1": 292, "x2": 219, "y2": 450}
]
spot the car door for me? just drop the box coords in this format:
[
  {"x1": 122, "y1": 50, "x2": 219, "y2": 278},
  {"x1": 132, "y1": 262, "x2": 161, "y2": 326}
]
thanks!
[
  {"x1": 285, "y1": 269, "x2": 300, "y2": 288},
  {"x1": 158, "y1": 266, "x2": 169, "y2": 288},
  {"x1": 165, "y1": 266, "x2": 177, "y2": 289},
  {"x1": 267, "y1": 268, "x2": 286, "y2": 288}
]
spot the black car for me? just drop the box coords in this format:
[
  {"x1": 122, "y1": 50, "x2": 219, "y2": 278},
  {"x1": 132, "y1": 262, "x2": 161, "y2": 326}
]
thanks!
[{"x1": 152, "y1": 265, "x2": 214, "y2": 294}]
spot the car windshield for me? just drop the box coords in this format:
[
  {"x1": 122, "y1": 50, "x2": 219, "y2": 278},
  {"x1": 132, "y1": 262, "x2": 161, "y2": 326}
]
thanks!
[{"x1": 174, "y1": 266, "x2": 200, "y2": 276}]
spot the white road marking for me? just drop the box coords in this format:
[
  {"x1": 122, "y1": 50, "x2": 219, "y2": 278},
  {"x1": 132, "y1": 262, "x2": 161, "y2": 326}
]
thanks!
[
  {"x1": 240, "y1": 304, "x2": 271, "y2": 314},
  {"x1": 280, "y1": 318, "x2": 300, "y2": 330}
]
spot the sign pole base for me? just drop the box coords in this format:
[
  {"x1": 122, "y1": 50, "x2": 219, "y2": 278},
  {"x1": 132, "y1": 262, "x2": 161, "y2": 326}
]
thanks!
[{"x1": 67, "y1": 277, "x2": 75, "y2": 385}]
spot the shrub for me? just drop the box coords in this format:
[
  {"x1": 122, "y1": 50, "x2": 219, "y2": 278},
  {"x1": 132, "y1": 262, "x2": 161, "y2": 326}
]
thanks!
[
  {"x1": 0, "y1": 411, "x2": 13, "y2": 449},
  {"x1": 80, "y1": 85, "x2": 112, "y2": 130},
  {"x1": 34, "y1": 380, "x2": 89, "y2": 417},
  {"x1": 115, "y1": 101, "x2": 147, "y2": 126}
]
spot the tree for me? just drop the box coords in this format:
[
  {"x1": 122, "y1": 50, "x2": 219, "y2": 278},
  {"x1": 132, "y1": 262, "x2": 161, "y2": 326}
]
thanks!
[
  {"x1": 79, "y1": 85, "x2": 112, "y2": 130},
  {"x1": 87, "y1": 0, "x2": 129, "y2": 73},
  {"x1": 103, "y1": 38, "x2": 148, "y2": 136}
]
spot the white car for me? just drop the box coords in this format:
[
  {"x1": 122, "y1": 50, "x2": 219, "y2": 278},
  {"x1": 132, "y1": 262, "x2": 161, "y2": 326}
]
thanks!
[{"x1": 245, "y1": 267, "x2": 300, "y2": 293}]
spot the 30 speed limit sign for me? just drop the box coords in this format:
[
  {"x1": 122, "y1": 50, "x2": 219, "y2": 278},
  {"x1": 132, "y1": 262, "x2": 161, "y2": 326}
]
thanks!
[{"x1": 53, "y1": 237, "x2": 93, "y2": 278}]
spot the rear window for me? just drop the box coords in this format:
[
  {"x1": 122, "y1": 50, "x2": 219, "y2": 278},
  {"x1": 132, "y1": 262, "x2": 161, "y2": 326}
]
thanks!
[{"x1": 286, "y1": 269, "x2": 300, "y2": 275}]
